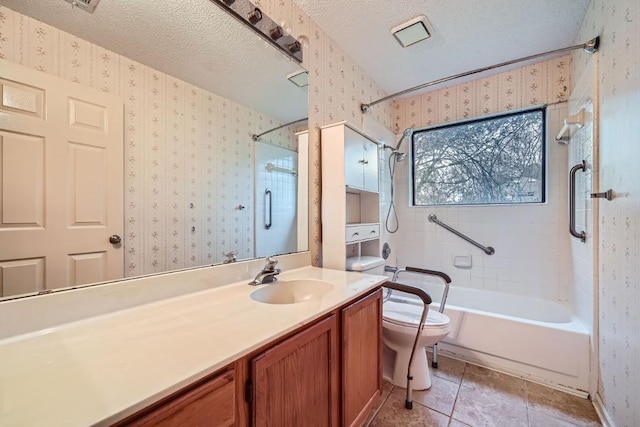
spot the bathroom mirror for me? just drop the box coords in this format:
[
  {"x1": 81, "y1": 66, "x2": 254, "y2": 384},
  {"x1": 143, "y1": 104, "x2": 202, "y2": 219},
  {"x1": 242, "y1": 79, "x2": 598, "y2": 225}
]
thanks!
[{"x1": 0, "y1": 0, "x2": 309, "y2": 300}]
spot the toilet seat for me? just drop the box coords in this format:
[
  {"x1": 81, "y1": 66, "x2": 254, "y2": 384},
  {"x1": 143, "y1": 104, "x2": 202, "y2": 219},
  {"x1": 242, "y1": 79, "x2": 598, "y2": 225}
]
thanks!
[{"x1": 383, "y1": 300, "x2": 449, "y2": 328}]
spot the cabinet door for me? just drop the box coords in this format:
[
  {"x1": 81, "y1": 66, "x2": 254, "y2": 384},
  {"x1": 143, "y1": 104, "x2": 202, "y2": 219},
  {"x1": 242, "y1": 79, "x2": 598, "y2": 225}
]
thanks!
[
  {"x1": 341, "y1": 289, "x2": 382, "y2": 427},
  {"x1": 123, "y1": 369, "x2": 236, "y2": 427},
  {"x1": 344, "y1": 126, "x2": 365, "y2": 189},
  {"x1": 252, "y1": 315, "x2": 339, "y2": 427},
  {"x1": 362, "y1": 138, "x2": 379, "y2": 192}
]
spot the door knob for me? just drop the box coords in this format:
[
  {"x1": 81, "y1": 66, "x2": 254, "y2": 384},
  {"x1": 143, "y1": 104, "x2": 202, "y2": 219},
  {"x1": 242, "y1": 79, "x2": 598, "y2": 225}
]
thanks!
[{"x1": 109, "y1": 235, "x2": 122, "y2": 244}]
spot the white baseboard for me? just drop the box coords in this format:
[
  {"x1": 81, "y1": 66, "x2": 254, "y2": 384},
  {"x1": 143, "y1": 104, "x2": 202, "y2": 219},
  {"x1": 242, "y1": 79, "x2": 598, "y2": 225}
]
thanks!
[{"x1": 593, "y1": 393, "x2": 615, "y2": 427}]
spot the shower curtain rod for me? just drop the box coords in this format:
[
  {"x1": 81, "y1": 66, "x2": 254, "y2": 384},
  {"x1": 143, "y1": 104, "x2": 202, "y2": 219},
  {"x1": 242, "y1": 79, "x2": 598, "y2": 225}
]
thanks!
[
  {"x1": 360, "y1": 36, "x2": 600, "y2": 113},
  {"x1": 252, "y1": 117, "x2": 308, "y2": 141}
]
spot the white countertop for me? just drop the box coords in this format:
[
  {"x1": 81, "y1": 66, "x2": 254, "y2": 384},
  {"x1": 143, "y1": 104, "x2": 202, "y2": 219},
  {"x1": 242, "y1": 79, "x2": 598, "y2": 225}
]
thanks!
[{"x1": 0, "y1": 266, "x2": 385, "y2": 427}]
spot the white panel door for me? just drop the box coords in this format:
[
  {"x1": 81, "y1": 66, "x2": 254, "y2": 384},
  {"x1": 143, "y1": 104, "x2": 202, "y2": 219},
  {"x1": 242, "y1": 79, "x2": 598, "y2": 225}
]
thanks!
[{"x1": 0, "y1": 59, "x2": 124, "y2": 297}]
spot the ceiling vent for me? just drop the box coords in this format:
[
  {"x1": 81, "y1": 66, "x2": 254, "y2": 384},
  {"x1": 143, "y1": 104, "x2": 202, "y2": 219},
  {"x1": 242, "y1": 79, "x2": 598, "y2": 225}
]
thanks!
[
  {"x1": 64, "y1": 0, "x2": 102, "y2": 13},
  {"x1": 391, "y1": 15, "x2": 433, "y2": 48}
]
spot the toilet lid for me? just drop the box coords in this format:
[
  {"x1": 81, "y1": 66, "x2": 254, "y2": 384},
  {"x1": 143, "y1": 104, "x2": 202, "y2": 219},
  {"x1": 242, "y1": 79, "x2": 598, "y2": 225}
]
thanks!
[{"x1": 383, "y1": 300, "x2": 450, "y2": 327}]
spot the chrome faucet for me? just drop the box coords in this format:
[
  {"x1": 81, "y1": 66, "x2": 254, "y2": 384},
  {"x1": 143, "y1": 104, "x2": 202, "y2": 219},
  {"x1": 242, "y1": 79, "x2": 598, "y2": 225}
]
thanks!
[{"x1": 249, "y1": 256, "x2": 281, "y2": 286}]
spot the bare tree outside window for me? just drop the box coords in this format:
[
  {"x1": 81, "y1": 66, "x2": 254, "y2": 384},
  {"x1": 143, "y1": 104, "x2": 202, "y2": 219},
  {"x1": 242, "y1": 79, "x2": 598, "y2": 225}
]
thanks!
[{"x1": 412, "y1": 108, "x2": 545, "y2": 205}]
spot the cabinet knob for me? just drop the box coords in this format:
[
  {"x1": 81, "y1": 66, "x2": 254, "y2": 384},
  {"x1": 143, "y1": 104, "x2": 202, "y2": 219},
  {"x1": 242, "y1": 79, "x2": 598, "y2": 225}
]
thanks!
[
  {"x1": 353, "y1": 232, "x2": 359, "y2": 236},
  {"x1": 370, "y1": 230, "x2": 376, "y2": 234},
  {"x1": 358, "y1": 159, "x2": 369, "y2": 164}
]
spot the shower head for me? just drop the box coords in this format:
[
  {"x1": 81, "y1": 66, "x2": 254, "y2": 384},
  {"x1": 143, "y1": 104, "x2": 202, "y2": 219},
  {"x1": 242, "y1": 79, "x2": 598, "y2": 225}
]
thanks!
[{"x1": 395, "y1": 128, "x2": 413, "y2": 151}]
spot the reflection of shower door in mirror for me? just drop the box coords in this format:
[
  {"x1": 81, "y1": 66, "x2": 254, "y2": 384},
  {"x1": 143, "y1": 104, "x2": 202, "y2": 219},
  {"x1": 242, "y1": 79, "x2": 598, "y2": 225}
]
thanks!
[
  {"x1": 0, "y1": 60, "x2": 124, "y2": 298},
  {"x1": 255, "y1": 142, "x2": 298, "y2": 258}
]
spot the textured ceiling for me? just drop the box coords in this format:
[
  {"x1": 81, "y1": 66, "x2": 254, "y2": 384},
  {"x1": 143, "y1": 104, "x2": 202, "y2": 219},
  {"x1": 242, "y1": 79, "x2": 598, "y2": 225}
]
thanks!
[
  {"x1": 293, "y1": 0, "x2": 591, "y2": 98},
  {"x1": 0, "y1": 0, "x2": 308, "y2": 122},
  {"x1": 3, "y1": 1, "x2": 591, "y2": 119}
]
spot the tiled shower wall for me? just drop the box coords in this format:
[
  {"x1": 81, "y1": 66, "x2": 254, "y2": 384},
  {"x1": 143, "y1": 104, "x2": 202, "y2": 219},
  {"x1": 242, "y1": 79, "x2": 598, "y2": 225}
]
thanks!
[
  {"x1": 573, "y1": 1, "x2": 640, "y2": 425},
  {"x1": 390, "y1": 57, "x2": 573, "y2": 302},
  {"x1": 0, "y1": 5, "x2": 297, "y2": 277}
]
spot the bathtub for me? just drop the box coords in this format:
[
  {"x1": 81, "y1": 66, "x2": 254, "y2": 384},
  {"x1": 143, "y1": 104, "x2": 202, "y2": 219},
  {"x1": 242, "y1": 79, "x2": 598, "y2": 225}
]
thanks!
[{"x1": 387, "y1": 281, "x2": 591, "y2": 395}]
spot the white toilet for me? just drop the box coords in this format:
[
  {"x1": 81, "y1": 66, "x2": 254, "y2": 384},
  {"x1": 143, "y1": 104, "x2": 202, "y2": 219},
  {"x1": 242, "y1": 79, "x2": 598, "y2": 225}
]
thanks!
[
  {"x1": 344, "y1": 256, "x2": 451, "y2": 391},
  {"x1": 382, "y1": 299, "x2": 451, "y2": 390}
]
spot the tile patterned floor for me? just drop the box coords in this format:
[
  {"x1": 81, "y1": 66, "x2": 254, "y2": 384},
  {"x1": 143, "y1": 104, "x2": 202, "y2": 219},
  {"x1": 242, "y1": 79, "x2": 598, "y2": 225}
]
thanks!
[{"x1": 364, "y1": 355, "x2": 602, "y2": 427}]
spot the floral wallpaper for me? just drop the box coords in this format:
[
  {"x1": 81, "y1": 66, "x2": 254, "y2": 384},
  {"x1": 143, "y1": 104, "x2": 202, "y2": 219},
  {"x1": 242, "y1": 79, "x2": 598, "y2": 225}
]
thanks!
[
  {"x1": 255, "y1": 0, "x2": 393, "y2": 266},
  {"x1": 0, "y1": 5, "x2": 297, "y2": 277},
  {"x1": 0, "y1": 1, "x2": 393, "y2": 271},
  {"x1": 393, "y1": 55, "x2": 571, "y2": 131},
  {"x1": 574, "y1": 1, "x2": 640, "y2": 426}
]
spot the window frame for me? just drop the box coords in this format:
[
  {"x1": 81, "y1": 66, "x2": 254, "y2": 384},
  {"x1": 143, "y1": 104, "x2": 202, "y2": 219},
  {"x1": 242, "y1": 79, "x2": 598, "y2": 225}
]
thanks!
[{"x1": 410, "y1": 106, "x2": 547, "y2": 207}]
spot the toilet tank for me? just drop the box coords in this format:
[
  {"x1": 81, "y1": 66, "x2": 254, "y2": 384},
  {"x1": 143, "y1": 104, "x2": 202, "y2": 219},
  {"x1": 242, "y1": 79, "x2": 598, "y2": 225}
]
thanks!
[{"x1": 345, "y1": 256, "x2": 385, "y2": 275}]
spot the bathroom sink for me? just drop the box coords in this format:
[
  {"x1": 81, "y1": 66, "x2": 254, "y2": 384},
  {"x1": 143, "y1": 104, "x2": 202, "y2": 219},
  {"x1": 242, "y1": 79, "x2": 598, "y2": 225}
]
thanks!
[{"x1": 250, "y1": 279, "x2": 334, "y2": 305}]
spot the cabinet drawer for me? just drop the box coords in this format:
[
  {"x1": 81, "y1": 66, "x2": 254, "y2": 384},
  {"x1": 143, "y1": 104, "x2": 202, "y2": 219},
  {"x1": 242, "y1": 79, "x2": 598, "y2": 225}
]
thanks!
[{"x1": 346, "y1": 224, "x2": 380, "y2": 243}]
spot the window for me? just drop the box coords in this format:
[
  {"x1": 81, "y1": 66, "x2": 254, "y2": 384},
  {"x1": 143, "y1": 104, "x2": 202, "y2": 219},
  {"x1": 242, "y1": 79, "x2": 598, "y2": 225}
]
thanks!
[{"x1": 412, "y1": 107, "x2": 546, "y2": 206}]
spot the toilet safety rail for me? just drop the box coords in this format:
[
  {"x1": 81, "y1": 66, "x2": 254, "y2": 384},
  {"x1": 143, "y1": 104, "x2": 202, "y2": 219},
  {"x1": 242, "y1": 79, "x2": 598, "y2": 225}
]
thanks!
[
  {"x1": 389, "y1": 267, "x2": 451, "y2": 372},
  {"x1": 382, "y1": 280, "x2": 432, "y2": 410}
]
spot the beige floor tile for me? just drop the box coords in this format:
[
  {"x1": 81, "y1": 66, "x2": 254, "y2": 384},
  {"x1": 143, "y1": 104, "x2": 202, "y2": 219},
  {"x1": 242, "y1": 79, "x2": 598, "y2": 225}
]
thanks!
[
  {"x1": 428, "y1": 352, "x2": 467, "y2": 384},
  {"x1": 526, "y1": 382, "x2": 602, "y2": 426},
  {"x1": 461, "y1": 364, "x2": 527, "y2": 405},
  {"x1": 369, "y1": 392, "x2": 450, "y2": 427},
  {"x1": 368, "y1": 364, "x2": 603, "y2": 427},
  {"x1": 528, "y1": 406, "x2": 597, "y2": 427},
  {"x1": 392, "y1": 375, "x2": 460, "y2": 416},
  {"x1": 452, "y1": 384, "x2": 528, "y2": 427}
]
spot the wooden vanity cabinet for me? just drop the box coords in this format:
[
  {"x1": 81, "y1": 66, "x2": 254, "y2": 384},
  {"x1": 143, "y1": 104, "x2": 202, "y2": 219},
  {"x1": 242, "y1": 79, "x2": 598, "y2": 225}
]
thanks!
[
  {"x1": 251, "y1": 314, "x2": 339, "y2": 426},
  {"x1": 114, "y1": 287, "x2": 381, "y2": 427},
  {"x1": 116, "y1": 366, "x2": 238, "y2": 427},
  {"x1": 341, "y1": 289, "x2": 383, "y2": 427},
  {"x1": 249, "y1": 287, "x2": 382, "y2": 427}
]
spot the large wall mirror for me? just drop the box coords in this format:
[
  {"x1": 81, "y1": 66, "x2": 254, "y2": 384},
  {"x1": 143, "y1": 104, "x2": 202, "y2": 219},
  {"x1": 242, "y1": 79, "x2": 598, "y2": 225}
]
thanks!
[{"x1": 0, "y1": 0, "x2": 309, "y2": 301}]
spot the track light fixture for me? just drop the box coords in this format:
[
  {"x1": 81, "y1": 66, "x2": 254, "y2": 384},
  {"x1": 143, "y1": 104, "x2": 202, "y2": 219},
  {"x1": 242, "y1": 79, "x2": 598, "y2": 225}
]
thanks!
[
  {"x1": 287, "y1": 41, "x2": 301, "y2": 54},
  {"x1": 270, "y1": 26, "x2": 284, "y2": 41},
  {"x1": 209, "y1": 0, "x2": 303, "y2": 63},
  {"x1": 247, "y1": 8, "x2": 262, "y2": 24}
]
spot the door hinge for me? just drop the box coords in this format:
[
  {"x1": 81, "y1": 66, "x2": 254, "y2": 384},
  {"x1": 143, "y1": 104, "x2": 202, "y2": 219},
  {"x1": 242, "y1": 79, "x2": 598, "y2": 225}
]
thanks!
[{"x1": 245, "y1": 380, "x2": 252, "y2": 403}]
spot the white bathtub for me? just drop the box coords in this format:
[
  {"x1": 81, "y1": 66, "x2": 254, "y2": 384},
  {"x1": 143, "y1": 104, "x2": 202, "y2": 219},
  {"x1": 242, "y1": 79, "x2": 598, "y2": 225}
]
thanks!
[{"x1": 388, "y1": 281, "x2": 591, "y2": 395}]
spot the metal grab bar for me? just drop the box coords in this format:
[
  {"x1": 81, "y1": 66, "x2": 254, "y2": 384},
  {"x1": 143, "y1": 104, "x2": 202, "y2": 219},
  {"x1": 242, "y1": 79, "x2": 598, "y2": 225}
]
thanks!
[
  {"x1": 428, "y1": 214, "x2": 495, "y2": 255},
  {"x1": 569, "y1": 161, "x2": 586, "y2": 242},
  {"x1": 264, "y1": 189, "x2": 272, "y2": 229},
  {"x1": 382, "y1": 280, "x2": 432, "y2": 410},
  {"x1": 391, "y1": 267, "x2": 451, "y2": 370}
]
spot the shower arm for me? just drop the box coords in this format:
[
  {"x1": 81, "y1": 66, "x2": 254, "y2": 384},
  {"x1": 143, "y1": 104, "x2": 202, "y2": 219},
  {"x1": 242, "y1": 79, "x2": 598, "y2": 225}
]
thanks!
[{"x1": 361, "y1": 37, "x2": 600, "y2": 113}]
